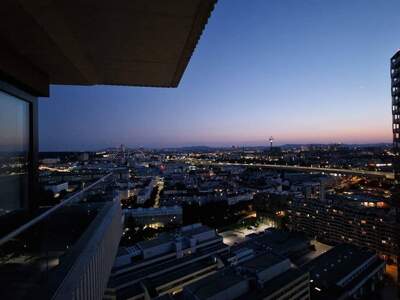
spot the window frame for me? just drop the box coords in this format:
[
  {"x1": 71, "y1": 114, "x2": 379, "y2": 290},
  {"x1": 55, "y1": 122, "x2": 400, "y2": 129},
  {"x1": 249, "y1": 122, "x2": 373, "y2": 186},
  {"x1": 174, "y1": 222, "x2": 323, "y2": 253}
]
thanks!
[{"x1": 0, "y1": 79, "x2": 38, "y2": 212}]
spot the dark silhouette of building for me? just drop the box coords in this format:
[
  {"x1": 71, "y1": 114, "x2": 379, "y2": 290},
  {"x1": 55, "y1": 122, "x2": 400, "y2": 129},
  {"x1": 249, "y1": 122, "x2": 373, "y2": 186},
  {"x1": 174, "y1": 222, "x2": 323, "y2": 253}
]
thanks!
[
  {"x1": 391, "y1": 50, "x2": 400, "y2": 291},
  {"x1": 392, "y1": 50, "x2": 400, "y2": 181}
]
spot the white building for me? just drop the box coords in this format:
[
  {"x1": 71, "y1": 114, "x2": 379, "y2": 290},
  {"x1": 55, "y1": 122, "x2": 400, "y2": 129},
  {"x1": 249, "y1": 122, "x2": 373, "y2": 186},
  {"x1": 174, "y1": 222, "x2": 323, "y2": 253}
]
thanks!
[
  {"x1": 44, "y1": 182, "x2": 69, "y2": 194},
  {"x1": 124, "y1": 206, "x2": 182, "y2": 226}
]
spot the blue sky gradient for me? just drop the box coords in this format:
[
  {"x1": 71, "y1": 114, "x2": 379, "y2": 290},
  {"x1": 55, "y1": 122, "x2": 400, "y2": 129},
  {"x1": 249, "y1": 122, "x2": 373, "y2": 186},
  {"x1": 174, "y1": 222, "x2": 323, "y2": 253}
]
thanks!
[{"x1": 39, "y1": 0, "x2": 400, "y2": 150}]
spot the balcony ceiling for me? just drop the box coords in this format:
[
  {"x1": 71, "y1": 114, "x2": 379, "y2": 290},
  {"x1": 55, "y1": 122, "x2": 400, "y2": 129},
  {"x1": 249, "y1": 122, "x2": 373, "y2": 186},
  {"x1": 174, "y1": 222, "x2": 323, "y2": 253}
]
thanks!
[{"x1": 0, "y1": 0, "x2": 216, "y2": 96}]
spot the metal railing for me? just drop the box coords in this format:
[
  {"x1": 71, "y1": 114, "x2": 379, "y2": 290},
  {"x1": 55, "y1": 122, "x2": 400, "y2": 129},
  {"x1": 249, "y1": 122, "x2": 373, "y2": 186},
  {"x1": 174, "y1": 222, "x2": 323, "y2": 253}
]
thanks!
[
  {"x1": 0, "y1": 173, "x2": 113, "y2": 246},
  {"x1": 0, "y1": 172, "x2": 117, "y2": 300}
]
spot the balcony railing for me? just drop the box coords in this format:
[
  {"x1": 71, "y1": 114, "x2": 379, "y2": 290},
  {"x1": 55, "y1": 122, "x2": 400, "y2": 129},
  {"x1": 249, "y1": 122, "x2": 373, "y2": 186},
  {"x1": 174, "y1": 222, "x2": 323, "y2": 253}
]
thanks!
[{"x1": 0, "y1": 173, "x2": 121, "y2": 300}]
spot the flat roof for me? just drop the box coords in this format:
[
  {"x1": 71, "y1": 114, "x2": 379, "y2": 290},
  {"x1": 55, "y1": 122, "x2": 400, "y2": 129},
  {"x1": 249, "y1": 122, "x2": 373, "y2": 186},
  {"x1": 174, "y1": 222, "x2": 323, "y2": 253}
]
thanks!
[
  {"x1": 183, "y1": 268, "x2": 246, "y2": 300},
  {"x1": 149, "y1": 257, "x2": 215, "y2": 287},
  {"x1": 114, "y1": 259, "x2": 216, "y2": 300},
  {"x1": 232, "y1": 228, "x2": 309, "y2": 256},
  {"x1": 0, "y1": 0, "x2": 217, "y2": 96},
  {"x1": 135, "y1": 225, "x2": 215, "y2": 251},
  {"x1": 240, "y1": 253, "x2": 285, "y2": 272},
  {"x1": 304, "y1": 244, "x2": 375, "y2": 289},
  {"x1": 236, "y1": 268, "x2": 309, "y2": 300},
  {"x1": 136, "y1": 232, "x2": 175, "y2": 250},
  {"x1": 180, "y1": 225, "x2": 213, "y2": 237},
  {"x1": 110, "y1": 242, "x2": 228, "y2": 288}
]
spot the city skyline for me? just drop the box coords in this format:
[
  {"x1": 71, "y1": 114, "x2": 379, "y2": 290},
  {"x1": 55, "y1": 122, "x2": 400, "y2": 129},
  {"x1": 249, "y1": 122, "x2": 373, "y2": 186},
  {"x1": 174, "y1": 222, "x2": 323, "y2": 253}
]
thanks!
[
  {"x1": 2, "y1": 1, "x2": 400, "y2": 298},
  {"x1": 39, "y1": 0, "x2": 400, "y2": 151}
]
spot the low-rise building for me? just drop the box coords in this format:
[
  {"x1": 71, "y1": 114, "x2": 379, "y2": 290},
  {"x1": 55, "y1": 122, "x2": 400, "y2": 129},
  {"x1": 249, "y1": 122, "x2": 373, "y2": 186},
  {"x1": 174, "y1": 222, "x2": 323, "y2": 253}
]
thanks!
[
  {"x1": 182, "y1": 253, "x2": 310, "y2": 300},
  {"x1": 105, "y1": 224, "x2": 229, "y2": 300},
  {"x1": 287, "y1": 196, "x2": 398, "y2": 257},
  {"x1": 124, "y1": 206, "x2": 182, "y2": 227},
  {"x1": 304, "y1": 244, "x2": 385, "y2": 299},
  {"x1": 231, "y1": 228, "x2": 311, "y2": 261},
  {"x1": 226, "y1": 192, "x2": 253, "y2": 206},
  {"x1": 44, "y1": 181, "x2": 69, "y2": 194}
]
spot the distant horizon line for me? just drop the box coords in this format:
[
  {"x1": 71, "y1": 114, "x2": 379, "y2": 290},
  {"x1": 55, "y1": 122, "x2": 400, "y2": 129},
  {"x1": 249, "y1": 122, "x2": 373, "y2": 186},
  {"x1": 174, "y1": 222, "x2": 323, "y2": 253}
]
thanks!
[{"x1": 38, "y1": 141, "x2": 394, "y2": 152}]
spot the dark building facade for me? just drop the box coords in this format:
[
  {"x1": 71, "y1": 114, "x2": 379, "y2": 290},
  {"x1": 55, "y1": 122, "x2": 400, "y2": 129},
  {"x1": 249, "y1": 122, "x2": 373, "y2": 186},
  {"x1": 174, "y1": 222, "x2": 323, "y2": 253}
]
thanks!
[
  {"x1": 305, "y1": 244, "x2": 385, "y2": 299},
  {"x1": 391, "y1": 50, "x2": 400, "y2": 287},
  {"x1": 392, "y1": 50, "x2": 400, "y2": 181}
]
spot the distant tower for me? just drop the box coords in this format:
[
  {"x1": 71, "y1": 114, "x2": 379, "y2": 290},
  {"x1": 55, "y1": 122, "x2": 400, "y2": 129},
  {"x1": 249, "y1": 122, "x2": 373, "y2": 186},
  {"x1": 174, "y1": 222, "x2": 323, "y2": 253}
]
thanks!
[
  {"x1": 120, "y1": 144, "x2": 126, "y2": 161},
  {"x1": 120, "y1": 144, "x2": 126, "y2": 153},
  {"x1": 269, "y1": 136, "x2": 274, "y2": 151}
]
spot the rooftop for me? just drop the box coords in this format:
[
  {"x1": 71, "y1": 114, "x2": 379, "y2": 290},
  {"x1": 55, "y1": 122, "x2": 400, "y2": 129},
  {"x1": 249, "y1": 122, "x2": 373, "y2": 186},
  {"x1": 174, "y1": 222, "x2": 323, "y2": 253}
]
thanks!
[
  {"x1": 136, "y1": 232, "x2": 175, "y2": 250},
  {"x1": 232, "y1": 228, "x2": 310, "y2": 257},
  {"x1": 239, "y1": 253, "x2": 285, "y2": 273},
  {"x1": 304, "y1": 244, "x2": 376, "y2": 290},
  {"x1": 183, "y1": 268, "x2": 246, "y2": 300},
  {"x1": 180, "y1": 224, "x2": 214, "y2": 237},
  {"x1": 236, "y1": 268, "x2": 309, "y2": 300}
]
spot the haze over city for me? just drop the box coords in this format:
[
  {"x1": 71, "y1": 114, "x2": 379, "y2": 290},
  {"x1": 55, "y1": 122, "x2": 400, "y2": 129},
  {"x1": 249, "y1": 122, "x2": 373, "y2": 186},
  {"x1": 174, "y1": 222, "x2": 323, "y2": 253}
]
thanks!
[{"x1": 39, "y1": 0, "x2": 400, "y2": 151}]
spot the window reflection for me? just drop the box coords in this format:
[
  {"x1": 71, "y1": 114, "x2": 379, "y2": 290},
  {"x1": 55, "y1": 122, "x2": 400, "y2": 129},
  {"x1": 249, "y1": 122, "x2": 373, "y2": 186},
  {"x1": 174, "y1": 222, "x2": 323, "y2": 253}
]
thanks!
[{"x1": 0, "y1": 90, "x2": 29, "y2": 217}]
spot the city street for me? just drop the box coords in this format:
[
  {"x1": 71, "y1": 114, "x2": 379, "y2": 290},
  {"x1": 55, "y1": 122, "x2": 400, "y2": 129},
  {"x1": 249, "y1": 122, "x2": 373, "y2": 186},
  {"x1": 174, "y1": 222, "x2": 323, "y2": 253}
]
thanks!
[{"x1": 153, "y1": 176, "x2": 164, "y2": 208}]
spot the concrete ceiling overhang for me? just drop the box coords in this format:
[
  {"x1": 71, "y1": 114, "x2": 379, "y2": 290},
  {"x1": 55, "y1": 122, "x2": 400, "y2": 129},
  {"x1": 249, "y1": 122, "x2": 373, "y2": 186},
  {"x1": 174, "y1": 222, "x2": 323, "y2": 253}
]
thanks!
[{"x1": 0, "y1": 0, "x2": 217, "y2": 96}]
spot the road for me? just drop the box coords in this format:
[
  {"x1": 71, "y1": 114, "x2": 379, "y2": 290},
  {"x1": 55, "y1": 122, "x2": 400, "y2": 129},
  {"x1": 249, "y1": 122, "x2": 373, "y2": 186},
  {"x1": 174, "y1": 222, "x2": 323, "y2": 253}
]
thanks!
[
  {"x1": 187, "y1": 159, "x2": 394, "y2": 179},
  {"x1": 153, "y1": 176, "x2": 164, "y2": 208}
]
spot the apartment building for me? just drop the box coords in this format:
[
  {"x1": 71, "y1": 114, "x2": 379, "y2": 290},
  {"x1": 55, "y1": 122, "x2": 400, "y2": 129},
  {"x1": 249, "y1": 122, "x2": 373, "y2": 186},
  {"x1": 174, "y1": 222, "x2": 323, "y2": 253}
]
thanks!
[
  {"x1": 287, "y1": 196, "x2": 398, "y2": 257},
  {"x1": 305, "y1": 244, "x2": 385, "y2": 299},
  {"x1": 391, "y1": 50, "x2": 400, "y2": 181},
  {"x1": 124, "y1": 206, "x2": 183, "y2": 227}
]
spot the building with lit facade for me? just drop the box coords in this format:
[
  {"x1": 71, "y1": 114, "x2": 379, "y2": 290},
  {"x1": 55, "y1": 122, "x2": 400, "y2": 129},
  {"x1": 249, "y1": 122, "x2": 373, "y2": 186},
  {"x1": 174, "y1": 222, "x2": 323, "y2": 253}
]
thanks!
[
  {"x1": 287, "y1": 196, "x2": 398, "y2": 257},
  {"x1": 392, "y1": 50, "x2": 400, "y2": 181},
  {"x1": 124, "y1": 206, "x2": 183, "y2": 227}
]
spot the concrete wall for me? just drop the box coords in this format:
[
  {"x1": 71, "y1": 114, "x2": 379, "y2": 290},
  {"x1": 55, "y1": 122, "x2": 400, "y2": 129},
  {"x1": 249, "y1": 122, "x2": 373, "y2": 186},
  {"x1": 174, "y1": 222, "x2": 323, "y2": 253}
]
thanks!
[
  {"x1": 192, "y1": 230, "x2": 216, "y2": 243},
  {"x1": 141, "y1": 241, "x2": 174, "y2": 260},
  {"x1": 257, "y1": 259, "x2": 291, "y2": 284},
  {"x1": 52, "y1": 200, "x2": 123, "y2": 300}
]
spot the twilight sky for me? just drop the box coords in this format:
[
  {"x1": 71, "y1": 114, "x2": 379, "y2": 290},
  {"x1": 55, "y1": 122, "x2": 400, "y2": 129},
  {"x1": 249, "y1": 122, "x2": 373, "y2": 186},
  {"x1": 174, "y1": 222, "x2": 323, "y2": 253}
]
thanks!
[{"x1": 39, "y1": 0, "x2": 400, "y2": 151}]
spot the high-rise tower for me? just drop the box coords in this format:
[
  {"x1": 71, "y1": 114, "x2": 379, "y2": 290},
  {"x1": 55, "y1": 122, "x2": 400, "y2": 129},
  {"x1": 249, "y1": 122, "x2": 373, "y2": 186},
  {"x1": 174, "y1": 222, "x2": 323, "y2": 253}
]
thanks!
[
  {"x1": 392, "y1": 50, "x2": 400, "y2": 181},
  {"x1": 269, "y1": 136, "x2": 274, "y2": 151},
  {"x1": 391, "y1": 50, "x2": 400, "y2": 291}
]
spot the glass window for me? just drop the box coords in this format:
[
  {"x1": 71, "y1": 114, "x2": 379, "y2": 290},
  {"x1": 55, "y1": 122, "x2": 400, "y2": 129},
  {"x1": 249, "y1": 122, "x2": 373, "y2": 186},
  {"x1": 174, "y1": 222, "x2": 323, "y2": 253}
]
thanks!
[{"x1": 0, "y1": 90, "x2": 30, "y2": 216}]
